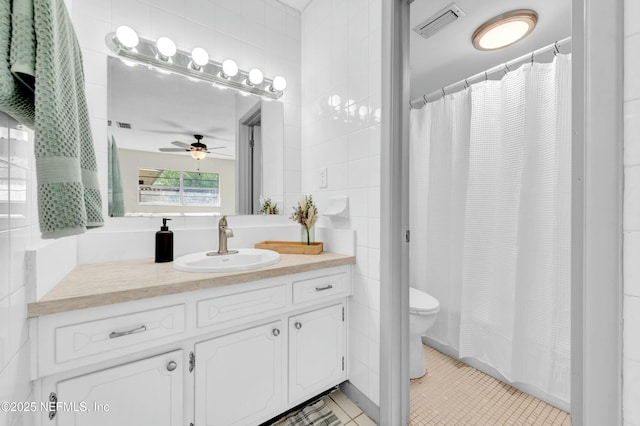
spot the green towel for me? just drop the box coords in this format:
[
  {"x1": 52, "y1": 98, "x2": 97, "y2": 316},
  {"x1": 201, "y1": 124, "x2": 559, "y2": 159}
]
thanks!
[
  {"x1": 0, "y1": 0, "x2": 103, "y2": 238},
  {"x1": 0, "y1": 0, "x2": 34, "y2": 125},
  {"x1": 108, "y1": 135, "x2": 124, "y2": 217}
]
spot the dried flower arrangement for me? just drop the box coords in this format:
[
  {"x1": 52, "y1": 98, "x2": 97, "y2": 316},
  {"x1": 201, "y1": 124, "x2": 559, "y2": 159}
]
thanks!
[
  {"x1": 290, "y1": 195, "x2": 318, "y2": 245},
  {"x1": 258, "y1": 197, "x2": 279, "y2": 215}
]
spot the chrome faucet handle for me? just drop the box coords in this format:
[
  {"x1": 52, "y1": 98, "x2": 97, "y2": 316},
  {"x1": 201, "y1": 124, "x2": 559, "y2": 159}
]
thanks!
[{"x1": 218, "y1": 215, "x2": 228, "y2": 227}]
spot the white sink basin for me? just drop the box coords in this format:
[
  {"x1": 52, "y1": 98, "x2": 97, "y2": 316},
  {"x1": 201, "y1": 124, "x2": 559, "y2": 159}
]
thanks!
[{"x1": 173, "y1": 248, "x2": 280, "y2": 273}]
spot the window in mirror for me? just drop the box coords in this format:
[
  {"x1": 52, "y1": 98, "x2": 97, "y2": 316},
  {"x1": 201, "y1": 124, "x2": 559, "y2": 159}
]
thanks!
[
  {"x1": 138, "y1": 168, "x2": 220, "y2": 207},
  {"x1": 0, "y1": 112, "x2": 30, "y2": 229}
]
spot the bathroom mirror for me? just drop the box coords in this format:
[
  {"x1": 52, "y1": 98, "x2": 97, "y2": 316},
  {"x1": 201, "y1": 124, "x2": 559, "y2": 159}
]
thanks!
[{"x1": 107, "y1": 56, "x2": 284, "y2": 216}]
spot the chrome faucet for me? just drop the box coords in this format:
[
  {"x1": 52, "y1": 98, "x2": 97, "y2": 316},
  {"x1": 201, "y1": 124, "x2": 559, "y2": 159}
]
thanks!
[{"x1": 208, "y1": 216, "x2": 238, "y2": 256}]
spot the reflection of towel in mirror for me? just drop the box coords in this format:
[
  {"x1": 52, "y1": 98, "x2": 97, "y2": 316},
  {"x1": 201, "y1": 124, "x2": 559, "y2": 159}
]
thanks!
[
  {"x1": 108, "y1": 136, "x2": 125, "y2": 217},
  {"x1": 0, "y1": 0, "x2": 103, "y2": 238}
]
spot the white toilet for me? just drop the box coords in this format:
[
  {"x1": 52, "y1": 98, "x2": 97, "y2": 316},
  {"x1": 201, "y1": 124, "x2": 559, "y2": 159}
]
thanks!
[{"x1": 409, "y1": 287, "x2": 440, "y2": 379}]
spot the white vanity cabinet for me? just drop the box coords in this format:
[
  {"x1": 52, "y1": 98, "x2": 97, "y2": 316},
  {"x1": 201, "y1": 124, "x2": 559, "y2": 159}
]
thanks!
[
  {"x1": 194, "y1": 320, "x2": 286, "y2": 426},
  {"x1": 31, "y1": 264, "x2": 352, "y2": 426},
  {"x1": 288, "y1": 304, "x2": 346, "y2": 405},
  {"x1": 194, "y1": 301, "x2": 347, "y2": 426},
  {"x1": 50, "y1": 350, "x2": 183, "y2": 426}
]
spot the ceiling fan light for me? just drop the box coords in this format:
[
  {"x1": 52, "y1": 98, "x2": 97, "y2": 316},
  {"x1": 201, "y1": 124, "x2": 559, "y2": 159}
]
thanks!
[
  {"x1": 190, "y1": 149, "x2": 208, "y2": 160},
  {"x1": 221, "y1": 59, "x2": 239, "y2": 78},
  {"x1": 472, "y1": 10, "x2": 537, "y2": 51},
  {"x1": 191, "y1": 47, "x2": 209, "y2": 68},
  {"x1": 115, "y1": 26, "x2": 139, "y2": 49},
  {"x1": 157, "y1": 36, "x2": 177, "y2": 59},
  {"x1": 247, "y1": 68, "x2": 264, "y2": 86}
]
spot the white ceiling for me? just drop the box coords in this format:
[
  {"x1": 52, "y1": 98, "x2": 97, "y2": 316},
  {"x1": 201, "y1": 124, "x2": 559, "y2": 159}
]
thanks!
[
  {"x1": 108, "y1": 58, "x2": 260, "y2": 160},
  {"x1": 277, "y1": 0, "x2": 310, "y2": 12},
  {"x1": 410, "y1": 0, "x2": 571, "y2": 99}
]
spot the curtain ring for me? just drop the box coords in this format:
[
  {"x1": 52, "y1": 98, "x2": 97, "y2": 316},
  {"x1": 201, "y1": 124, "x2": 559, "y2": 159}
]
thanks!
[
  {"x1": 503, "y1": 63, "x2": 510, "y2": 74},
  {"x1": 464, "y1": 79, "x2": 469, "y2": 89},
  {"x1": 423, "y1": 94, "x2": 428, "y2": 105},
  {"x1": 409, "y1": 101, "x2": 413, "y2": 110},
  {"x1": 531, "y1": 52, "x2": 535, "y2": 64},
  {"x1": 554, "y1": 41, "x2": 560, "y2": 56},
  {"x1": 442, "y1": 88, "x2": 446, "y2": 98},
  {"x1": 485, "y1": 72, "x2": 488, "y2": 82}
]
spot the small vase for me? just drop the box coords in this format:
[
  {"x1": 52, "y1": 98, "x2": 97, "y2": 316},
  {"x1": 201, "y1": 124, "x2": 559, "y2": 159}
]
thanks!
[{"x1": 301, "y1": 225, "x2": 315, "y2": 245}]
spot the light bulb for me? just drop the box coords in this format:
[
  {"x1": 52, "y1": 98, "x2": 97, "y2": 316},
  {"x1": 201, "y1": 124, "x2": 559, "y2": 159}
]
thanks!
[
  {"x1": 156, "y1": 36, "x2": 177, "y2": 58},
  {"x1": 221, "y1": 59, "x2": 238, "y2": 78},
  {"x1": 271, "y1": 76, "x2": 287, "y2": 91},
  {"x1": 191, "y1": 47, "x2": 209, "y2": 67},
  {"x1": 328, "y1": 94, "x2": 342, "y2": 108},
  {"x1": 115, "y1": 26, "x2": 139, "y2": 49},
  {"x1": 248, "y1": 68, "x2": 264, "y2": 86}
]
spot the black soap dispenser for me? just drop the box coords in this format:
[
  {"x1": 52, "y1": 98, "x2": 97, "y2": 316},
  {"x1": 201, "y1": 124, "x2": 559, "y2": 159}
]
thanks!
[{"x1": 155, "y1": 218, "x2": 173, "y2": 263}]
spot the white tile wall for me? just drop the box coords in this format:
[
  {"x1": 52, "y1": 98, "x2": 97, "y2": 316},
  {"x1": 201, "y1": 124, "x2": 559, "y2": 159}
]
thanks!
[
  {"x1": 301, "y1": 0, "x2": 382, "y2": 405},
  {"x1": 0, "y1": 113, "x2": 38, "y2": 426},
  {"x1": 624, "y1": 1, "x2": 640, "y2": 424}
]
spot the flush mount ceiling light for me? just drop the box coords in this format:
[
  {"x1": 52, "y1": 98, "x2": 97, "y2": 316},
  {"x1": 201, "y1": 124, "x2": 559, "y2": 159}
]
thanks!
[
  {"x1": 105, "y1": 29, "x2": 286, "y2": 99},
  {"x1": 472, "y1": 9, "x2": 538, "y2": 51}
]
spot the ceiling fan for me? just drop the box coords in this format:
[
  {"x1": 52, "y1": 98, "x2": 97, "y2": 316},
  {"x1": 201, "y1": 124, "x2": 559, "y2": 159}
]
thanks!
[
  {"x1": 159, "y1": 134, "x2": 229, "y2": 160},
  {"x1": 145, "y1": 119, "x2": 233, "y2": 143}
]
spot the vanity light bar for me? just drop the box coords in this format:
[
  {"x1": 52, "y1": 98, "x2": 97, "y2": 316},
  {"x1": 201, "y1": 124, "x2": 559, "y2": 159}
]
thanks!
[{"x1": 105, "y1": 31, "x2": 285, "y2": 100}]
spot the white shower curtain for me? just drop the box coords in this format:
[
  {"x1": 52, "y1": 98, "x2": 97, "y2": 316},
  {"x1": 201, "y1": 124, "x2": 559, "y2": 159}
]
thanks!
[
  {"x1": 410, "y1": 90, "x2": 470, "y2": 349},
  {"x1": 410, "y1": 54, "x2": 571, "y2": 406}
]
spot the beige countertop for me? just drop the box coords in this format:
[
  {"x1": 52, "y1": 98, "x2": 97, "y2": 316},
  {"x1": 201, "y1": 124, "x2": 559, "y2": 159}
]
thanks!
[{"x1": 28, "y1": 252, "x2": 356, "y2": 318}]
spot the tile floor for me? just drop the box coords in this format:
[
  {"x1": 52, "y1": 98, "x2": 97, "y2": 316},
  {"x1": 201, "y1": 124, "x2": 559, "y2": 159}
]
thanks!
[
  {"x1": 288, "y1": 344, "x2": 571, "y2": 426},
  {"x1": 322, "y1": 390, "x2": 377, "y2": 426},
  {"x1": 409, "y1": 345, "x2": 571, "y2": 425}
]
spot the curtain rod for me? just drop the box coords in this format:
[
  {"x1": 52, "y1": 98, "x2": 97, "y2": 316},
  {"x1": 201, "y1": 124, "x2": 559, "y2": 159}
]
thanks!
[{"x1": 410, "y1": 36, "x2": 572, "y2": 109}]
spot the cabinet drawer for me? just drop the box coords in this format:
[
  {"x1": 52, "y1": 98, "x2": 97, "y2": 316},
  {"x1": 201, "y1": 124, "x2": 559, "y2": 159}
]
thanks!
[
  {"x1": 292, "y1": 273, "x2": 348, "y2": 304},
  {"x1": 197, "y1": 284, "x2": 287, "y2": 328},
  {"x1": 55, "y1": 305, "x2": 185, "y2": 363}
]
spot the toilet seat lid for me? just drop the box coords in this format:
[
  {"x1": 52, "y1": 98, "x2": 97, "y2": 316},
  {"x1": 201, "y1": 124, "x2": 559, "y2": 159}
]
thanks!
[{"x1": 409, "y1": 287, "x2": 440, "y2": 314}]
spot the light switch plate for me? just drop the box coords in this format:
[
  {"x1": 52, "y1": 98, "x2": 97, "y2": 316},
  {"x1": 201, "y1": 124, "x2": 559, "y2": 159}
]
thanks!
[{"x1": 319, "y1": 168, "x2": 328, "y2": 188}]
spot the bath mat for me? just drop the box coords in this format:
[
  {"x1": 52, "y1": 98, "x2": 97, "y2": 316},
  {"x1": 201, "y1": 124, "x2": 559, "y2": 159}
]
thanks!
[{"x1": 271, "y1": 399, "x2": 342, "y2": 426}]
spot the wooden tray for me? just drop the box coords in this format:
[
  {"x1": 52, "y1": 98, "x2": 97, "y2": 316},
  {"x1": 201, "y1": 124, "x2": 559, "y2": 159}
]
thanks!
[{"x1": 255, "y1": 241, "x2": 324, "y2": 255}]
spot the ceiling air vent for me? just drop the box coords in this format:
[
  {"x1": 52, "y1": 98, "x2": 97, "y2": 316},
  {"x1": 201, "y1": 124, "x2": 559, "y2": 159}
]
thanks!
[
  {"x1": 413, "y1": 3, "x2": 466, "y2": 39},
  {"x1": 116, "y1": 121, "x2": 132, "y2": 129}
]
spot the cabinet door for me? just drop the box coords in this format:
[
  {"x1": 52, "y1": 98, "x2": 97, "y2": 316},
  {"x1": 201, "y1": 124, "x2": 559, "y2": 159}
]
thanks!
[
  {"x1": 54, "y1": 350, "x2": 183, "y2": 426},
  {"x1": 195, "y1": 320, "x2": 285, "y2": 426},
  {"x1": 289, "y1": 303, "x2": 346, "y2": 404}
]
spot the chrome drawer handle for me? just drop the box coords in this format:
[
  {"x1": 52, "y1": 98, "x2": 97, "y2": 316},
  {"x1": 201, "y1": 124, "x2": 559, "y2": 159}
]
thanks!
[
  {"x1": 315, "y1": 284, "x2": 334, "y2": 292},
  {"x1": 294, "y1": 322, "x2": 302, "y2": 330},
  {"x1": 166, "y1": 361, "x2": 177, "y2": 372},
  {"x1": 272, "y1": 328, "x2": 280, "y2": 337},
  {"x1": 109, "y1": 325, "x2": 147, "y2": 339}
]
